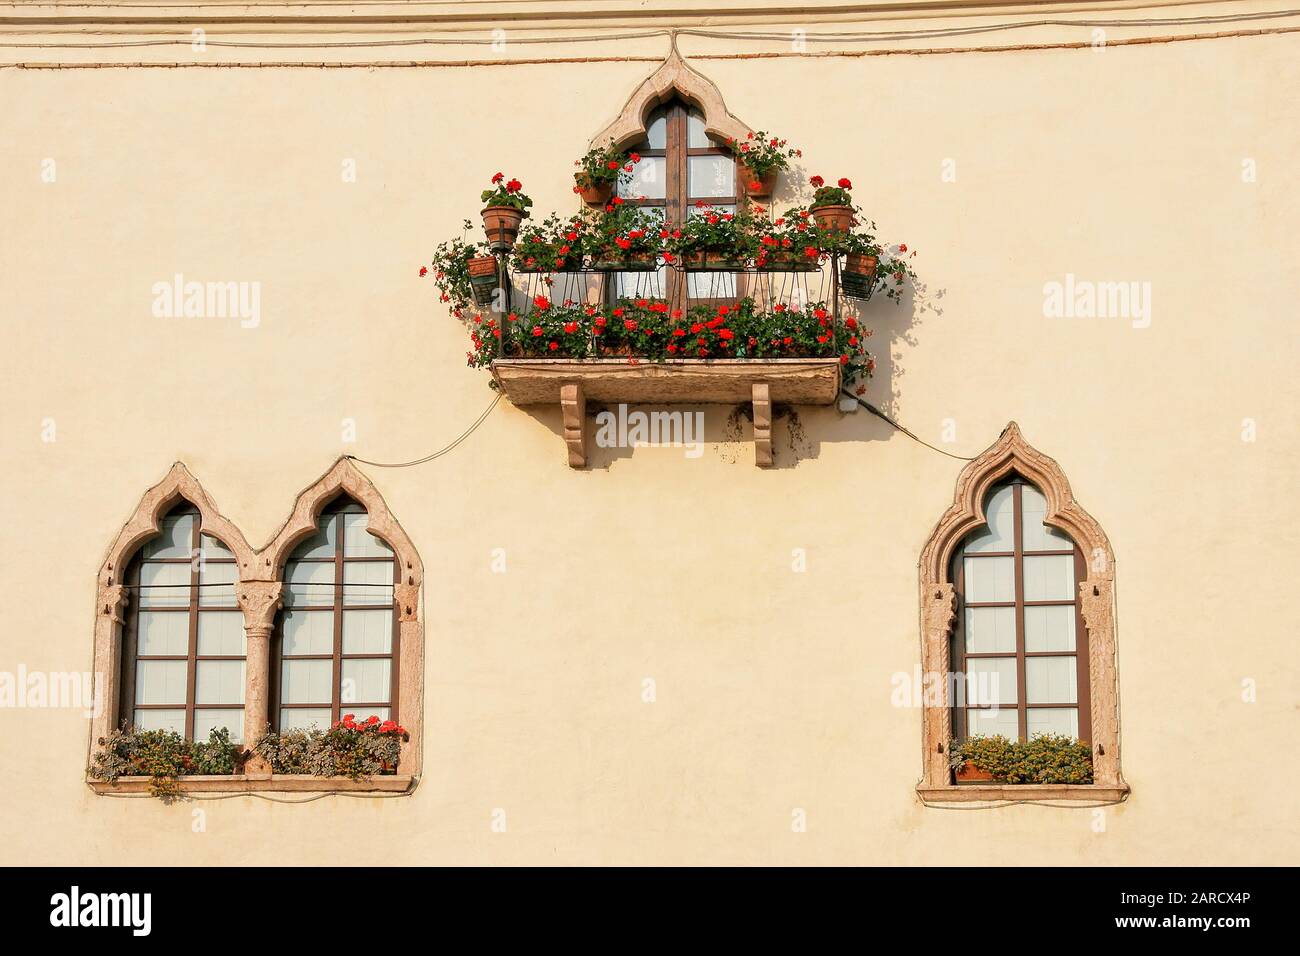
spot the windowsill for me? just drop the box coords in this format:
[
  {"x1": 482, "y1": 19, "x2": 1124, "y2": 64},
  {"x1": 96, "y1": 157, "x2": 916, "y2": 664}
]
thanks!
[
  {"x1": 87, "y1": 774, "x2": 415, "y2": 795},
  {"x1": 917, "y1": 783, "x2": 1129, "y2": 805}
]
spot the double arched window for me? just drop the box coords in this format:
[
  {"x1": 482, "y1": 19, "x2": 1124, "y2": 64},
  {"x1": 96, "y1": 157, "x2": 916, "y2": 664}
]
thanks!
[
  {"x1": 274, "y1": 495, "x2": 400, "y2": 731},
  {"x1": 119, "y1": 503, "x2": 245, "y2": 742}
]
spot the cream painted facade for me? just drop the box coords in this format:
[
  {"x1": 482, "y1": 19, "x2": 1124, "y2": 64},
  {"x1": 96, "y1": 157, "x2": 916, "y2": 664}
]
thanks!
[{"x1": 1, "y1": 0, "x2": 1297, "y2": 865}]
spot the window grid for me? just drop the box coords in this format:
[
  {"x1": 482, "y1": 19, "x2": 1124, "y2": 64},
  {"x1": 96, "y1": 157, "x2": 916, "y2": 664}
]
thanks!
[
  {"x1": 274, "y1": 503, "x2": 400, "y2": 730},
  {"x1": 951, "y1": 479, "x2": 1093, "y2": 742},
  {"x1": 123, "y1": 507, "x2": 242, "y2": 741}
]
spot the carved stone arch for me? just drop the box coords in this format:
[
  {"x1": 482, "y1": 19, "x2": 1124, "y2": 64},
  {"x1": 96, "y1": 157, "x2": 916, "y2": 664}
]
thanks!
[
  {"x1": 89, "y1": 463, "x2": 255, "y2": 765},
  {"x1": 916, "y1": 422, "x2": 1125, "y2": 797},
  {"x1": 253, "y1": 458, "x2": 425, "y2": 778},
  {"x1": 590, "y1": 47, "x2": 753, "y2": 150}
]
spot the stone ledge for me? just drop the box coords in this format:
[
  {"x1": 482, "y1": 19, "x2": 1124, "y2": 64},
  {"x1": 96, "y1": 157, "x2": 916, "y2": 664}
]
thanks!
[
  {"x1": 88, "y1": 774, "x2": 415, "y2": 795},
  {"x1": 917, "y1": 783, "x2": 1130, "y2": 805}
]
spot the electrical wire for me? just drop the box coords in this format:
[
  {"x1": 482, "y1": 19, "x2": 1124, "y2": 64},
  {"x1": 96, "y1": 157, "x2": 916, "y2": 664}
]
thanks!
[
  {"x1": 345, "y1": 391, "x2": 502, "y2": 467},
  {"x1": 840, "y1": 390, "x2": 975, "y2": 461}
]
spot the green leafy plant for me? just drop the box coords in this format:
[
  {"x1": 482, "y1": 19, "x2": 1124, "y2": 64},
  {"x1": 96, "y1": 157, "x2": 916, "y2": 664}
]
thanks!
[
  {"x1": 665, "y1": 204, "x2": 760, "y2": 264},
  {"x1": 254, "y1": 715, "x2": 409, "y2": 780},
  {"x1": 421, "y1": 221, "x2": 491, "y2": 317},
  {"x1": 89, "y1": 725, "x2": 247, "y2": 799},
  {"x1": 480, "y1": 172, "x2": 533, "y2": 214},
  {"x1": 808, "y1": 175, "x2": 856, "y2": 209},
  {"x1": 512, "y1": 213, "x2": 585, "y2": 272},
  {"x1": 573, "y1": 140, "x2": 640, "y2": 189},
  {"x1": 725, "y1": 129, "x2": 802, "y2": 181},
  {"x1": 948, "y1": 734, "x2": 1094, "y2": 785},
  {"x1": 582, "y1": 202, "x2": 665, "y2": 264}
]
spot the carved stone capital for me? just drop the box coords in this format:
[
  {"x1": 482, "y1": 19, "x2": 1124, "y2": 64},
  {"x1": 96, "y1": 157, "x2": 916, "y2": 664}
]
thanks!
[
  {"x1": 238, "y1": 581, "x2": 283, "y2": 631},
  {"x1": 97, "y1": 583, "x2": 129, "y2": 624}
]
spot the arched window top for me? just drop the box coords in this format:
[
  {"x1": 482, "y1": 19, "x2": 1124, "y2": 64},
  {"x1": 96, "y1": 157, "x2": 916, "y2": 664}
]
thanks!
[{"x1": 589, "y1": 48, "x2": 753, "y2": 152}]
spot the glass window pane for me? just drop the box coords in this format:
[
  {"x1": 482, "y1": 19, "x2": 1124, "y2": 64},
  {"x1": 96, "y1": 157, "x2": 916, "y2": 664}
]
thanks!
[
  {"x1": 686, "y1": 271, "x2": 737, "y2": 299},
  {"x1": 1020, "y1": 484, "x2": 1075, "y2": 551},
  {"x1": 285, "y1": 561, "x2": 335, "y2": 607},
  {"x1": 133, "y1": 708, "x2": 185, "y2": 735},
  {"x1": 621, "y1": 156, "x2": 665, "y2": 200},
  {"x1": 966, "y1": 706, "x2": 1019, "y2": 740},
  {"x1": 1023, "y1": 554, "x2": 1076, "y2": 601},
  {"x1": 341, "y1": 514, "x2": 393, "y2": 558},
  {"x1": 343, "y1": 562, "x2": 393, "y2": 606},
  {"x1": 1026, "y1": 656, "x2": 1077, "y2": 704},
  {"x1": 964, "y1": 606, "x2": 1016, "y2": 654},
  {"x1": 197, "y1": 611, "x2": 245, "y2": 656},
  {"x1": 686, "y1": 109, "x2": 711, "y2": 148},
  {"x1": 201, "y1": 533, "x2": 233, "y2": 559},
  {"x1": 135, "y1": 660, "x2": 187, "y2": 705},
  {"x1": 282, "y1": 609, "x2": 335, "y2": 656},
  {"x1": 193, "y1": 708, "x2": 244, "y2": 744},
  {"x1": 963, "y1": 556, "x2": 1014, "y2": 603},
  {"x1": 343, "y1": 609, "x2": 393, "y2": 655},
  {"x1": 294, "y1": 518, "x2": 337, "y2": 559},
  {"x1": 280, "y1": 708, "x2": 331, "y2": 732},
  {"x1": 343, "y1": 706, "x2": 390, "y2": 724},
  {"x1": 1024, "y1": 604, "x2": 1076, "y2": 652},
  {"x1": 199, "y1": 560, "x2": 237, "y2": 608},
  {"x1": 644, "y1": 110, "x2": 667, "y2": 149},
  {"x1": 341, "y1": 659, "x2": 391, "y2": 705},
  {"x1": 281, "y1": 659, "x2": 332, "y2": 705},
  {"x1": 1027, "y1": 707, "x2": 1079, "y2": 739},
  {"x1": 615, "y1": 264, "x2": 667, "y2": 299},
  {"x1": 964, "y1": 485, "x2": 1015, "y2": 553},
  {"x1": 963, "y1": 657, "x2": 1018, "y2": 707},
  {"x1": 688, "y1": 155, "x2": 734, "y2": 197},
  {"x1": 196, "y1": 660, "x2": 245, "y2": 705},
  {"x1": 137, "y1": 610, "x2": 189, "y2": 656},
  {"x1": 141, "y1": 513, "x2": 195, "y2": 559},
  {"x1": 138, "y1": 561, "x2": 190, "y2": 608}
]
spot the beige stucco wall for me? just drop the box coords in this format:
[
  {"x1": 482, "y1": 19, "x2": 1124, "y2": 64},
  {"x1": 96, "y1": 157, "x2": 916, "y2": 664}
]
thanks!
[{"x1": 1, "y1": 1, "x2": 1297, "y2": 864}]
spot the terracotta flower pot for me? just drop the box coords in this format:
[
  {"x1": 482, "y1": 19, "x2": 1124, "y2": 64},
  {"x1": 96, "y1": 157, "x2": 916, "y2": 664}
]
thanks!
[
  {"x1": 467, "y1": 255, "x2": 498, "y2": 306},
  {"x1": 684, "y1": 251, "x2": 745, "y2": 271},
  {"x1": 844, "y1": 253, "x2": 878, "y2": 278},
  {"x1": 481, "y1": 205, "x2": 525, "y2": 251},
  {"x1": 757, "y1": 251, "x2": 819, "y2": 272},
  {"x1": 954, "y1": 762, "x2": 995, "y2": 785},
  {"x1": 811, "y1": 204, "x2": 855, "y2": 233},
  {"x1": 592, "y1": 253, "x2": 658, "y2": 272},
  {"x1": 737, "y1": 160, "x2": 777, "y2": 198},
  {"x1": 575, "y1": 175, "x2": 614, "y2": 207}
]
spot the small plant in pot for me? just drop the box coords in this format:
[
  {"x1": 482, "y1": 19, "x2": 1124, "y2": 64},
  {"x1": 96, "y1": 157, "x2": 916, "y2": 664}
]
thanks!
[
  {"x1": 755, "y1": 213, "x2": 821, "y2": 271},
  {"x1": 725, "y1": 130, "x2": 801, "y2": 199},
  {"x1": 948, "y1": 735, "x2": 1014, "y2": 784},
  {"x1": 480, "y1": 172, "x2": 532, "y2": 251},
  {"x1": 516, "y1": 298, "x2": 597, "y2": 358},
  {"x1": 807, "y1": 175, "x2": 857, "y2": 233},
  {"x1": 585, "y1": 202, "x2": 664, "y2": 270},
  {"x1": 947, "y1": 733, "x2": 1094, "y2": 785},
  {"x1": 512, "y1": 213, "x2": 586, "y2": 273},
  {"x1": 422, "y1": 223, "x2": 497, "y2": 313},
  {"x1": 667, "y1": 202, "x2": 758, "y2": 270},
  {"x1": 834, "y1": 231, "x2": 884, "y2": 300},
  {"x1": 574, "y1": 140, "x2": 639, "y2": 207}
]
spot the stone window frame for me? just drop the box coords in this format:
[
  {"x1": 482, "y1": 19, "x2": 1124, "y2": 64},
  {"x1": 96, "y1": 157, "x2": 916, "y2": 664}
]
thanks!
[
  {"x1": 916, "y1": 423, "x2": 1128, "y2": 806},
  {"x1": 88, "y1": 459, "x2": 424, "y2": 795}
]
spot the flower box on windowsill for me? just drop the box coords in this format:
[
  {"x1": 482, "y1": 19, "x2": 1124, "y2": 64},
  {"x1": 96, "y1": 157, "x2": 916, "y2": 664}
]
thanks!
[
  {"x1": 87, "y1": 774, "x2": 416, "y2": 795},
  {"x1": 491, "y1": 356, "x2": 842, "y2": 468}
]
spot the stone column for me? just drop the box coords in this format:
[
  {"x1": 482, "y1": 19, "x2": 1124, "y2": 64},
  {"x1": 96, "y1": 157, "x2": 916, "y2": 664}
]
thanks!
[{"x1": 237, "y1": 581, "x2": 283, "y2": 778}]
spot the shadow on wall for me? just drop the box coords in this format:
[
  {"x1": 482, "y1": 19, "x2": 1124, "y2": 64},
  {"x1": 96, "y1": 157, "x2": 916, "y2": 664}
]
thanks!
[{"x1": 500, "y1": 274, "x2": 945, "y2": 469}]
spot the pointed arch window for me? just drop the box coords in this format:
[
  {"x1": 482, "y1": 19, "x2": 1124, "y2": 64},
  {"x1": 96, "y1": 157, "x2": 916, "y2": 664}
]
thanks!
[
  {"x1": 119, "y1": 502, "x2": 245, "y2": 742},
  {"x1": 273, "y1": 495, "x2": 400, "y2": 732}
]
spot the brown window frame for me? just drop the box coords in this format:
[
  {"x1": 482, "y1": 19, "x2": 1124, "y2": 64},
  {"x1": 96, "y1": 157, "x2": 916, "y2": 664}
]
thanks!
[
  {"x1": 949, "y1": 476, "x2": 1093, "y2": 744},
  {"x1": 271, "y1": 496, "x2": 401, "y2": 731},
  {"x1": 120, "y1": 503, "x2": 242, "y2": 742},
  {"x1": 618, "y1": 96, "x2": 744, "y2": 314}
]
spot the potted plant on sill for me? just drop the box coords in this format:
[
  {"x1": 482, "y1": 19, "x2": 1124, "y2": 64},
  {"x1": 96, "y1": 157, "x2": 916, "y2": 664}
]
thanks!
[
  {"x1": 725, "y1": 129, "x2": 801, "y2": 199},
  {"x1": 574, "y1": 140, "x2": 640, "y2": 207},
  {"x1": 254, "y1": 715, "x2": 410, "y2": 779},
  {"x1": 89, "y1": 725, "x2": 247, "y2": 799},
  {"x1": 585, "y1": 202, "x2": 664, "y2": 271},
  {"x1": 512, "y1": 213, "x2": 586, "y2": 273},
  {"x1": 807, "y1": 175, "x2": 857, "y2": 233},
  {"x1": 947, "y1": 734, "x2": 1094, "y2": 785},
  {"x1": 423, "y1": 224, "x2": 498, "y2": 311},
  {"x1": 480, "y1": 172, "x2": 532, "y2": 251},
  {"x1": 668, "y1": 203, "x2": 758, "y2": 270}
]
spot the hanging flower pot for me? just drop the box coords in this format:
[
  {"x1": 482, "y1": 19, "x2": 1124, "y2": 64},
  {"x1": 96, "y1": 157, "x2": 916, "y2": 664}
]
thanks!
[
  {"x1": 737, "y1": 160, "x2": 778, "y2": 199},
  {"x1": 574, "y1": 174, "x2": 614, "y2": 207},
  {"x1": 467, "y1": 254, "x2": 499, "y2": 306},
  {"x1": 841, "y1": 252, "x2": 878, "y2": 299}
]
